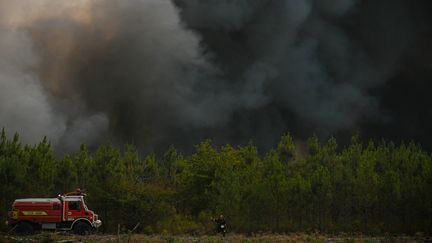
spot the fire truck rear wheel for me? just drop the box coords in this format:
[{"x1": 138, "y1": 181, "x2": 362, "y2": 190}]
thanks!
[
  {"x1": 73, "y1": 222, "x2": 92, "y2": 235},
  {"x1": 14, "y1": 222, "x2": 34, "y2": 235}
]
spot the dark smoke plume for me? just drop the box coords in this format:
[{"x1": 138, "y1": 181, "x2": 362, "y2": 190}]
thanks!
[{"x1": 0, "y1": 0, "x2": 431, "y2": 152}]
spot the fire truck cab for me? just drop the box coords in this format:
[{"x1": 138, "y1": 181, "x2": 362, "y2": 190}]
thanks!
[{"x1": 6, "y1": 189, "x2": 101, "y2": 235}]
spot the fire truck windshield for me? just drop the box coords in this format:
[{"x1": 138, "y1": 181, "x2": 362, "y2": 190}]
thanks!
[{"x1": 81, "y1": 197, "x2": 89, "y2": 211}]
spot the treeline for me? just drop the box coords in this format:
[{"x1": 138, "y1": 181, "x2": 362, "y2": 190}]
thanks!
[{"x1": 0, "y1": 128, "x2": 431, "y2": 234}]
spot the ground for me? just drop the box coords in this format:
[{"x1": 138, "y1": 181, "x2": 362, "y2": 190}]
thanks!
[{"x1": 0, "y1": 233, "x2": 429, "y2": 243}]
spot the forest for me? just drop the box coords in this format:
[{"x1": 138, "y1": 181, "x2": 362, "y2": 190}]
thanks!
[{"x1": 0, "y1": 128, "x2": 431, "y2": 235}]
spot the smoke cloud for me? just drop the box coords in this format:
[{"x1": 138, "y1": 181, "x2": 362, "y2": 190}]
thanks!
[{"x1": 0, "y1": 0, "x2": 431, "y2": 152}]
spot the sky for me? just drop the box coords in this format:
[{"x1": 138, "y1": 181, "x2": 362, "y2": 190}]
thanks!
[{"x1": 0, "y1": 0, "x2": 431, "y2": 153}]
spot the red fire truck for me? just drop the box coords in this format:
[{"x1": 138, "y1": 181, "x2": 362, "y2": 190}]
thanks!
[{"x1": 6, "y1": 189, "x2": 102, "y2": 235}]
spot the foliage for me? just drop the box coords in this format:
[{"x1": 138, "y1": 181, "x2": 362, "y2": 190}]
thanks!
[{"x1": 0, "y1": 128, "x2": 431, "y2": 234}]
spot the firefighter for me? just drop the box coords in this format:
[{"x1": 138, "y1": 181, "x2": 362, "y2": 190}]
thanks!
[{"x1": 211, "y1": 214, "x2": 227, "y2": 237}]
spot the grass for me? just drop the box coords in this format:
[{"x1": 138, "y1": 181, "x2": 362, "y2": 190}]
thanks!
[{"x1": 0, "y1": 232, "x2": 427, "y2": 243}]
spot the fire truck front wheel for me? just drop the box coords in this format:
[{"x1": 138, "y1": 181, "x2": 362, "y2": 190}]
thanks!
[
  {"x1": 73, "y1": 222, "x2": 92, "y2": 235},
  {"x1": 14, "y1": 222, "x2": 34, "y2": 235}
]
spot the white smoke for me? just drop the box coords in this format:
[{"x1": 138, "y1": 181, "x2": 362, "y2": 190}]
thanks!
[
  {"x1": 0, "y1": 30, "x2": 65, "y2": 144},
  {"x1": 0, "y1": 0, "x2": 109, "y2": 149}
]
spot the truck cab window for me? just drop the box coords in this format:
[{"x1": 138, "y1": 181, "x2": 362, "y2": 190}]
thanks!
[{"x1": 68, "y1": 201, "x2": 81, "y2": 211}]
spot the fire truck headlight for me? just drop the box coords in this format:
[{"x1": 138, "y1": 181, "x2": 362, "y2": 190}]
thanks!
[{"x1": 93, "y1": 220, "x2": 102, "y2": 228}]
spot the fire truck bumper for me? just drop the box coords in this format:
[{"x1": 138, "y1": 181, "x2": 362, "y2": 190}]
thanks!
[{"x1": 92, "y1": 220, "x2": 102, "y2": 228}]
